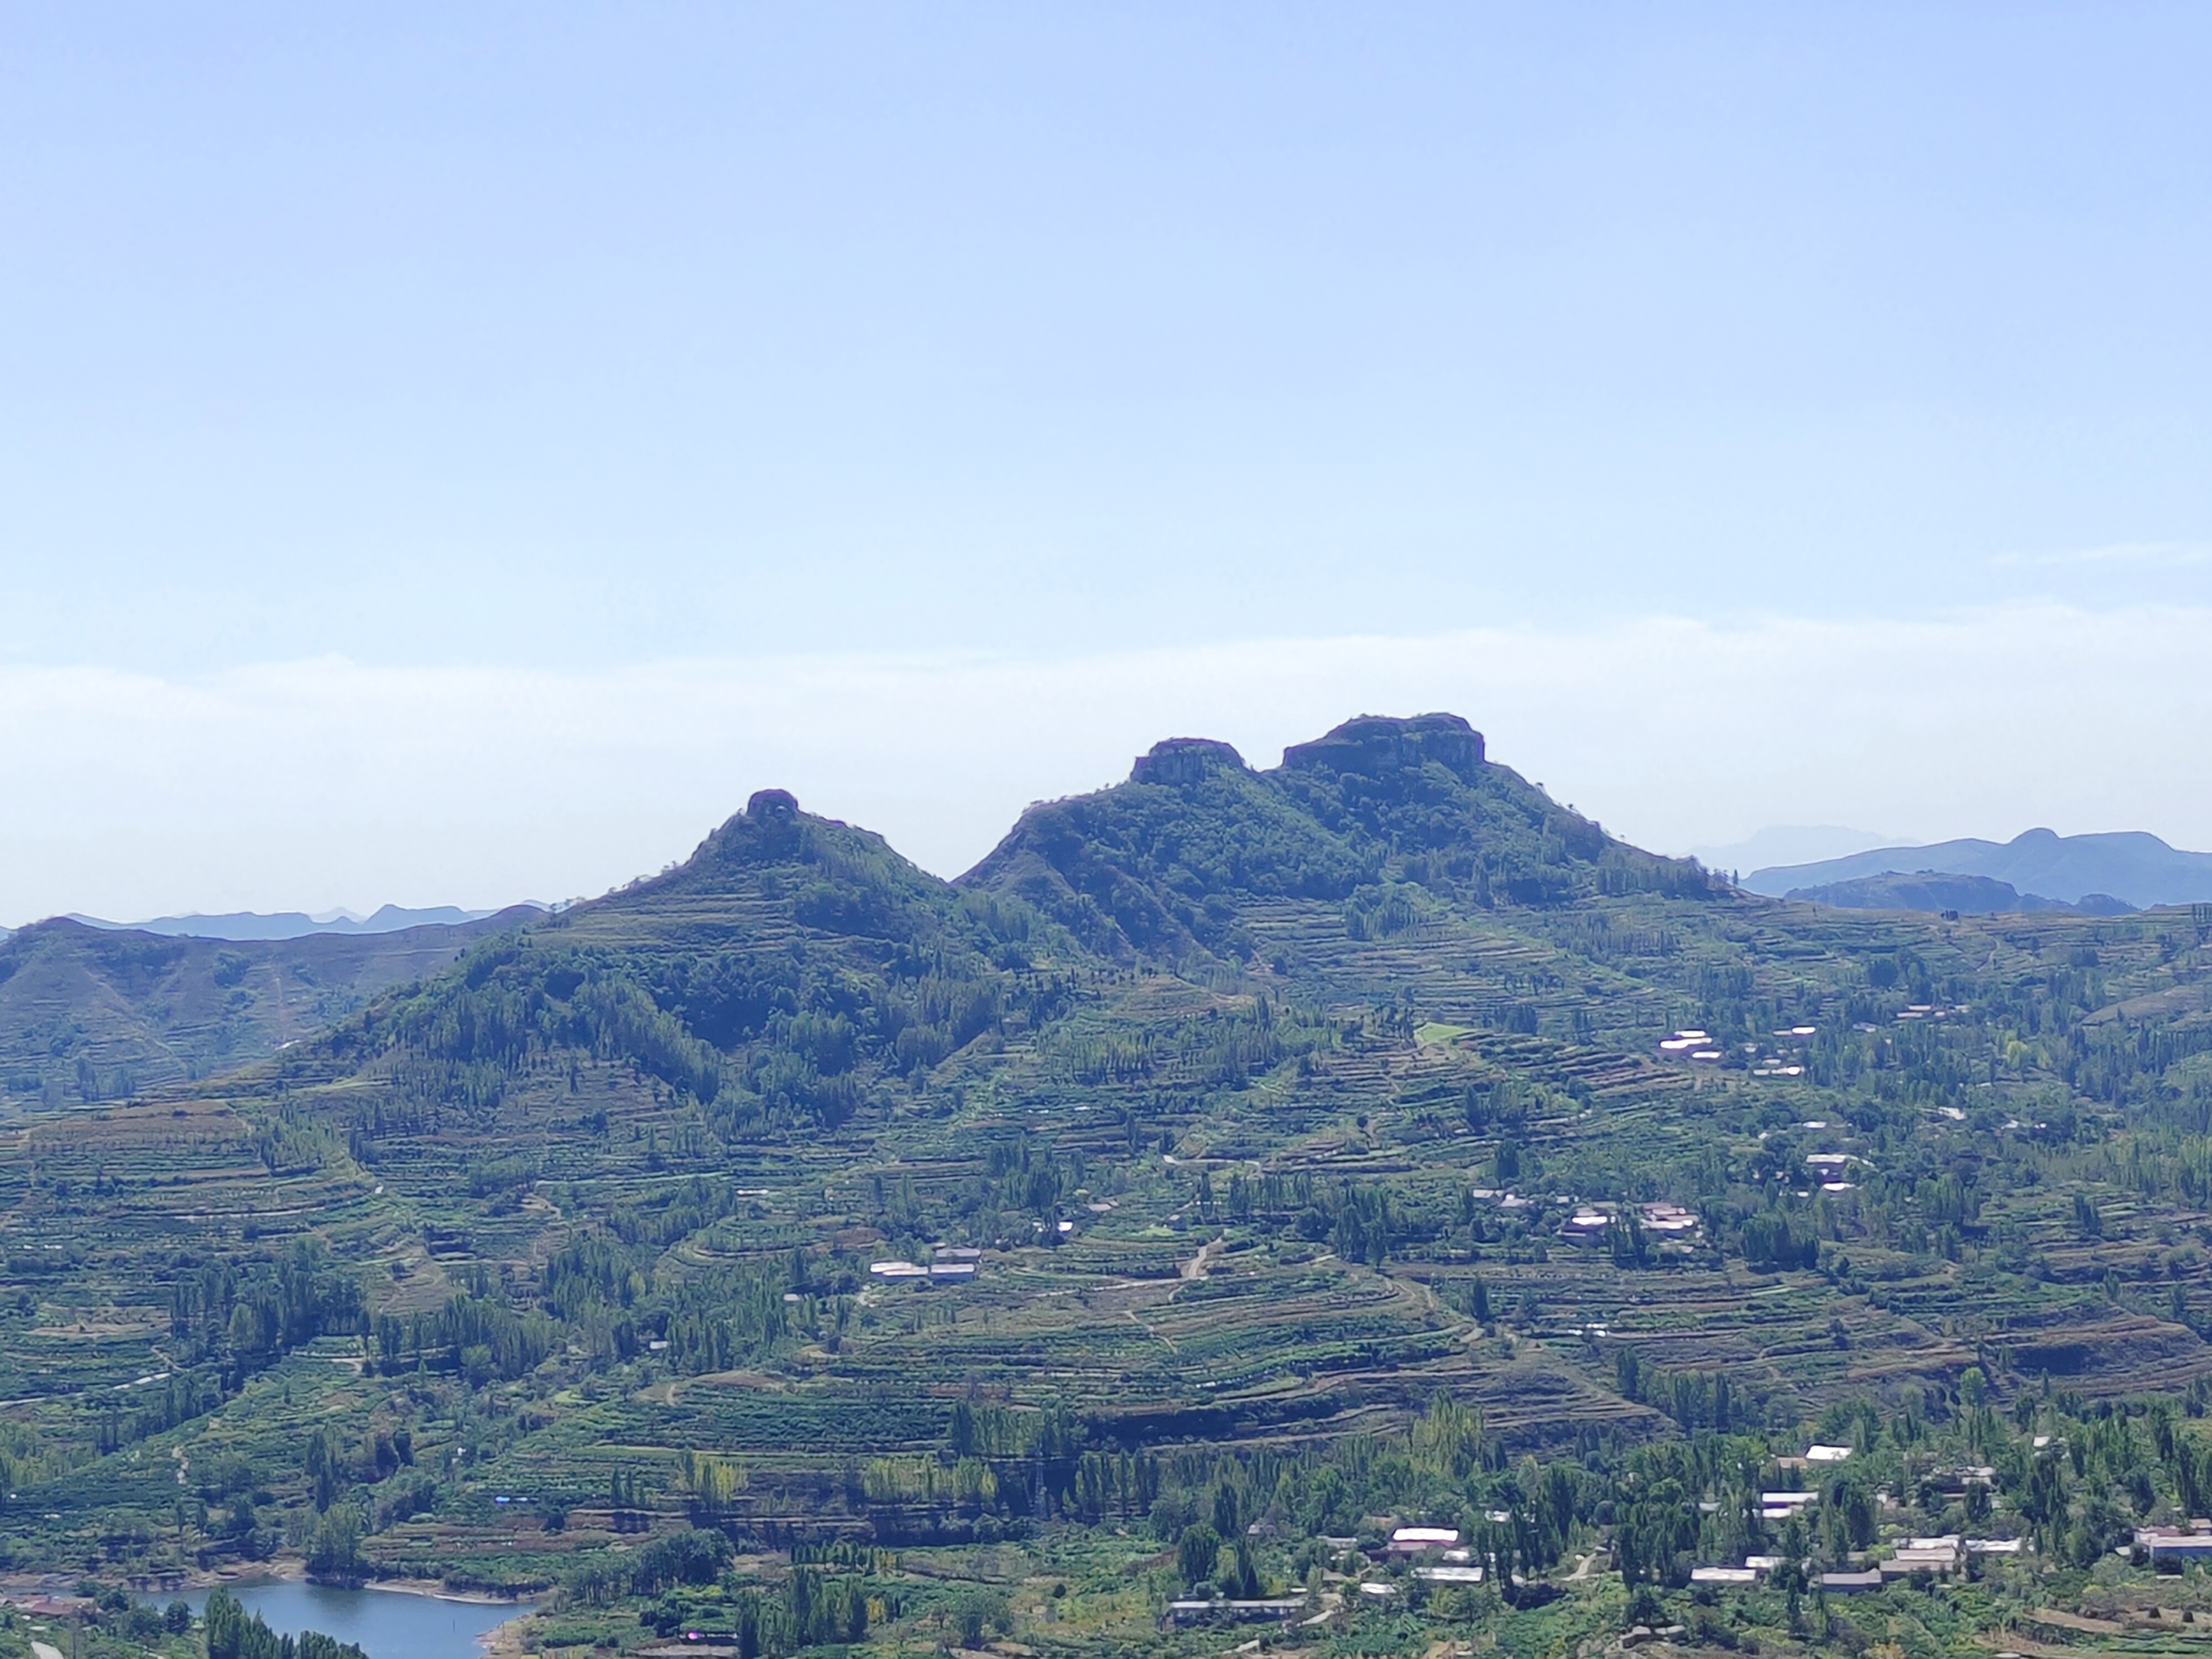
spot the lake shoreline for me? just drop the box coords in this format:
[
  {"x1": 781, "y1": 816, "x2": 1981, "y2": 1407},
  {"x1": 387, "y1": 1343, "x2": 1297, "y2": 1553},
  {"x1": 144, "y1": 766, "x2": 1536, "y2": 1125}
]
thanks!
[
  {"x1": 357, "y1": 1575, "x2": 541, "y2": 1608},
  {"x1": 114, "y1": 1559, "x2": 536, "y2": 1608},
  {"x1": 129, "y1": 1577, "x2": 540, "y2": 1659},
  {"x1": 478, "y1": 1611, "x2": 540, "y2": 1658}
]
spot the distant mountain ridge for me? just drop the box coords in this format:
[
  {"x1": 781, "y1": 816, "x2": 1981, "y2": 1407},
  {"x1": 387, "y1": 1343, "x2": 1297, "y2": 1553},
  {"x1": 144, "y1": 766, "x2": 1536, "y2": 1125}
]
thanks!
[
  {"x1": 60, "y1": 901, "x2": 541, "y2": 941},
  {"x1": 0, "y1": 905, "x2": 542, "y2": 1105},
  {"x1": 1746, "y1": 827, "x2": 2212, "y2": 909},
  {"x1": 1785, "y1": 870, "x2": 2136, "y2": 917}
]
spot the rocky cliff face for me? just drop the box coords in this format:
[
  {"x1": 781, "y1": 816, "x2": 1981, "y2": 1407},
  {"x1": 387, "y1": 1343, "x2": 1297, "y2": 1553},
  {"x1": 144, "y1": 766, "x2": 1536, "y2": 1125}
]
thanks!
[
  {"x1": 1129, "y1": 738, "x2": 1247, "y2": 787},
  {"x1": 1280, "y1": 712, "x2": 1486, "y2": 783}
]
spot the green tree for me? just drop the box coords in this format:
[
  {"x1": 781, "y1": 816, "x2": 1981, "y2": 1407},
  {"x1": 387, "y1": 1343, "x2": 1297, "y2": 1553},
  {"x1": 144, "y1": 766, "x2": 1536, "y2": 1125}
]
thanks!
[
  {"x1": 1211, "y1": 1481, "x2": 1240, "y2": 1540},
  {"x1": 306, "y1": 1505, "x2": 364, "y2": 1583},
  {"x1": 1178, "y1": 1521, "x2": 1223, "y2": 1588}
]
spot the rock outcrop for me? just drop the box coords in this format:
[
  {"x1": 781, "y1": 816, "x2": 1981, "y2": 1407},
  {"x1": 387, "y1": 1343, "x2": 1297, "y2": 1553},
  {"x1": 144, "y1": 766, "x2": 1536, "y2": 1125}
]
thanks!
[
  {"x1": 1280, "y1": 712, "x2": 1486, "y2": 782},
  {"x1": 1130, "y1": 738, "x2": 1248, "y2": 787}
]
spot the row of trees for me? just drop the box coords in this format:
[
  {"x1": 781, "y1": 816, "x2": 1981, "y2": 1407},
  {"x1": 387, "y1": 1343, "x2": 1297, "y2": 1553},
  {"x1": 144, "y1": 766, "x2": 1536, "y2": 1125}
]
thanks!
[{"x1": 205, "y1": 1589, "x2": 366, "y2": 1659}]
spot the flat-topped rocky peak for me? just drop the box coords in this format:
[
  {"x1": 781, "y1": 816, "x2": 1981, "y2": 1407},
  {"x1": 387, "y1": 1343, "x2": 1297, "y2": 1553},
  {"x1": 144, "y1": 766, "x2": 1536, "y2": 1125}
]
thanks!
[
  {"x1": 1279, "y1": 712, "x2": 1486, "y2": 782},
  {"x1": 1129, "y1": 737, "x2": 1247, "y2": 787},
  {"x1": 747, "y1": 788, "x2": 801, "y2": 821},
  {"x1": 682, "y1": 786, "x2": 815, "y2": 875}
]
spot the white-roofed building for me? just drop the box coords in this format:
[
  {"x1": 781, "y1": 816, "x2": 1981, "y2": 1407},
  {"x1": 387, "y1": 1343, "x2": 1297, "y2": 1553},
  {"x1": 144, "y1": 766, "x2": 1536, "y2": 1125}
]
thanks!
[
  {"x1": 1387, "y1": 1526, "x2": 1462, "y2": 1554},
  {"x1": 1415, "y1": 1565, "x2": 1485, "y2": 1584},
  {"x1": 1691, "y1": 1567, "x2": 1757, "y2": 1585}
]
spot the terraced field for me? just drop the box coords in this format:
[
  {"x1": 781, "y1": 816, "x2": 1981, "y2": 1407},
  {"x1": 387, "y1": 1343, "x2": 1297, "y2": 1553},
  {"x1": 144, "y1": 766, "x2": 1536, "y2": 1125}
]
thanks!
[{"x1": 8, "y1": 718, "x2": 2212, "y2": 1657}]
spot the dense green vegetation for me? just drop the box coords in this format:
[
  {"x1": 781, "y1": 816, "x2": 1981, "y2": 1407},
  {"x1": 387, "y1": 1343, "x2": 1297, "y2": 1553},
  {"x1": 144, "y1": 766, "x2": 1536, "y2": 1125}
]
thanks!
[{"x1": 8, "y1": 716, "x2": 2212, "y2": 1657}]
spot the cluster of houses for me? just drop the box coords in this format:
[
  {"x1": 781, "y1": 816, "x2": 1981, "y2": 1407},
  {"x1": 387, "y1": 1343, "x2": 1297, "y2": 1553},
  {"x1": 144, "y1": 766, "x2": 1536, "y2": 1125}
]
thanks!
[
  {"x1": 1166, "y1": 1524, "x2": 1489, "y2": 1628},
  {"x1": 1658, "y1": 1024, "x2": 1821, "y2": 1077},
  {"x1": 1558, "y1": 1201, "x2": 1702, "y2": 1248},
  {"x1": 1753, "y1": 1025, "x2": 1818, "y2": 1078},
  {"x1": 0, "y1": 1589, "x2": 93, "y2": 1618},
  {"x1": 1759, "y1": 1486, "x2": 1820, "y2": 1524},
  {"x1": 867, "y1": 1245, "x2": 983, "y2": 1283},
  {"x1": 1805, "y1": 1151, "x2": 1865, "y2": 1193},
  {"x1": 1385, "y1": 1524, "x2": 1488, "y2": 1584},
  {"x1": 1467, "y1": 1188, "x2": 1535, "y2": 1210},
  {"x1": 1382, "y1": 1512, "x2": 2031, "y2": 1602},
  {"x1": 1168, "y1": 1496, "x2": 2046, "y2": 1632},
  {"x1": 1683, "y1": 1448, "x2": 2027, "y2": 1591},
  {"x1": 1691, "y1": 1533, "x2": 2025, "y2": 1593},
  {"x1": 1470, "y1": 1187, "x2": 1702, "y2": 1246},
  {"x1": 1164, "y1": 1595, "x2": 1311, "y2": 1627},
  {"x1": 1658, "y1": 1029, "x2": 1723, "y2": 1062}
]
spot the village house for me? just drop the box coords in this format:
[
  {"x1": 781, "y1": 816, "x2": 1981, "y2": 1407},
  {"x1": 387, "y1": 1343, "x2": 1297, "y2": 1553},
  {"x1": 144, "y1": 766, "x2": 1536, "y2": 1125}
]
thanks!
[
  {"x1": 1881, "y1": 1535, "x2": 1963, "y2": 1578},
  {"x1": 1386, "y1": 1526, "x2": 1463, "y2": 1555},
  {"x1": 2136, "y1": 1524, "x2": 2212, "y2": 1564}
]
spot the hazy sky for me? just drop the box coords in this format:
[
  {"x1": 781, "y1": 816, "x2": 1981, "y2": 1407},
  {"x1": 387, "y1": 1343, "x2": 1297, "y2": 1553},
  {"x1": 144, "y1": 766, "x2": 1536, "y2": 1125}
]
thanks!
[{"x1": 4, "y1": 4, "x2": 2211, "y2": 922}]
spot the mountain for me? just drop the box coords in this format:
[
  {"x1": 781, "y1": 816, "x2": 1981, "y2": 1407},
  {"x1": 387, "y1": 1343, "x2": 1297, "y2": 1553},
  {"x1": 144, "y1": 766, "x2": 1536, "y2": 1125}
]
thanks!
[
  {"x1": 285, "y1": 785, "x2": 1079, "y2": 1151},
  {"x1": 6, "y1": 714, "x2": 2212, "y2": 1658},
  {"x1": 1784, "y1": 870, "x2": 2136, "y2": 917},
  {"x1": 967, "y1": 712, "x2": 1713, "y2": 962},
  {"x1": 1746, "y1": 826, "x2": 2212, "y2": 908},
  {"x1": 0, "y1": 906, "x2": 543, "y2": 1107},
  {"x1": 62, "y1": 901, "x2": 539, "y2": 941}
]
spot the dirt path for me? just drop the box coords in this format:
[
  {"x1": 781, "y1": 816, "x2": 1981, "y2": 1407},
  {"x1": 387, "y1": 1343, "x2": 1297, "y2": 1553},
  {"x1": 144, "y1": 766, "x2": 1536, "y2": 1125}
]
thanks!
[
  {"x1": 1180, "y1": 1234, "x2": 1224, "y2": 1282},
  {"x1": 476, "y1": 1611, "x2": 539, "y2": 1656},
  {"x1": 1127, "y1": 1234, "x2": 1227, "y2": 1352},
  {"x1": 1300, "y1": 1590, "x2": 1344, "y2": 1626},
  {"x1": 1975, "y1": 1636, "x2": 2101, "y2": 1659},
  {"x1": 2029, "y1": 1609, "x2": 2124, "y2": 1636}
]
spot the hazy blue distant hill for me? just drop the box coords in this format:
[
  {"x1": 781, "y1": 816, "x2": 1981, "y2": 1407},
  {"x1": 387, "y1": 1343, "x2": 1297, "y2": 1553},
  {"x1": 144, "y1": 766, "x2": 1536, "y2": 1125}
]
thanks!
[
  {"x1": 1746, "y1": 827, "x2": 2212, "y2": 908},
  {"x1": 1785, "y1": 869, "x2": 2136, "y2": 917},
  {"x1": 0, "y1": 906, "x2": 542, "y2": 1104},
  {"x1": 62, "y1": 901, "x2": 539, "y2": 941}
]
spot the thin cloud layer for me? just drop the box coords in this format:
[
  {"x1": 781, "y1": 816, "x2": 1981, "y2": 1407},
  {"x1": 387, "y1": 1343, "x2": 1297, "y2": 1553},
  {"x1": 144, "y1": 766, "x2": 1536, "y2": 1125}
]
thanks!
[{"x1": 4, "y1": 602, "x2": 2206, "y2": 926}]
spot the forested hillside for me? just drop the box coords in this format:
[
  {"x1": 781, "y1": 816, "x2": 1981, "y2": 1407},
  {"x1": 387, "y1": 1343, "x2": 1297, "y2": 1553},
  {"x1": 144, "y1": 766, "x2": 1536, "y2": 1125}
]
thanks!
[{"x1": 8, "y1": 717, "x2": 2212, "y2": 1658}]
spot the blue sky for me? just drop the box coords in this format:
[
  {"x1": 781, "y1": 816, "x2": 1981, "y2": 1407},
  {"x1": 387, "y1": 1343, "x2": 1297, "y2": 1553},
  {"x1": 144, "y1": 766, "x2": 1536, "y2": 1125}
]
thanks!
[{"x1": 4, "y1": 3, "x2": 2211, "y2": 920}]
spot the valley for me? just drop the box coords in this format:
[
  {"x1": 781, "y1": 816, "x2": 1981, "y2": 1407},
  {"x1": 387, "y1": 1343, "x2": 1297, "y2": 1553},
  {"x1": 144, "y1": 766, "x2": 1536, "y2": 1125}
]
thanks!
[{"x1": 0, "y1": 910, "x2": 543, "y2": 1109}]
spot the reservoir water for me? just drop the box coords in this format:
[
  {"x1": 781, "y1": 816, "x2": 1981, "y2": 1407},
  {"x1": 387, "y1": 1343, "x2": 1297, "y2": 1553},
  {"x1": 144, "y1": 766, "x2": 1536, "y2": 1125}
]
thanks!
[{"x1": 152, "y1": 1581, "x2": 533, "y2": 1658}]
